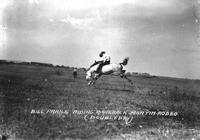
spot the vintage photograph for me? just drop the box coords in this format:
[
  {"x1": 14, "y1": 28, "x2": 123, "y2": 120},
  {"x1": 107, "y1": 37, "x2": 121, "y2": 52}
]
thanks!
[{"x1": 0, "y1": 0, "x2": 200, "y2": 139}]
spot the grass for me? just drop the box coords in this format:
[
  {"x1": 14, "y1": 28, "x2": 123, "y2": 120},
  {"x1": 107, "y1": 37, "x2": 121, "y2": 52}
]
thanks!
[{"x1": 0, "y1": 63, "x2": 200, "y2": 139}]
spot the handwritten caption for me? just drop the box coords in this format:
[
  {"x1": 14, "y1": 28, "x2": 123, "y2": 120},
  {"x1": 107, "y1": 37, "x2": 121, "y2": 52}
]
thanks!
[{"x1": 31, "y1": 109, "x2": 178, "y2": 125}]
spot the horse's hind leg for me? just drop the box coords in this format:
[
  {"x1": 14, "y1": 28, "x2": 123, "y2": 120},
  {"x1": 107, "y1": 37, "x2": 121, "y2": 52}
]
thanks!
[
  {"x1": 125, "y1": 75, "x2": 133, "y2": 85},
  {"x1": 120, "y1": 74, "x2": 133, "y2": 85}
]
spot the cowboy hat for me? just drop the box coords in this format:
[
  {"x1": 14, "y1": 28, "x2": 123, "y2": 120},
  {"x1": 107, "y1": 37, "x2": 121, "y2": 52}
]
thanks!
[{"x1": 99, "y1": 51, "x2": 106, "y2": 57}]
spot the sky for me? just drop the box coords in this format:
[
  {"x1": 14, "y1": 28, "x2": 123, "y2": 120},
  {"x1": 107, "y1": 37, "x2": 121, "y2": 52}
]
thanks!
[{"x1": 0, "y1": 0, "x2": 200, "y2": 79}]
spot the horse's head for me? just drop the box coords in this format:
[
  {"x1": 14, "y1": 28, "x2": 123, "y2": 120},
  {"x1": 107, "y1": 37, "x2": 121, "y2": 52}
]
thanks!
[{"x1": 86, "y1": 69, "x2": 92, "y2": 81}]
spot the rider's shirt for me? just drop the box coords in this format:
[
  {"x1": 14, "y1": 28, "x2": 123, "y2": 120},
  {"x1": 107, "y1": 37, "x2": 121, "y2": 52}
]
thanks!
[{"x1": 101, "y1": 54, "x2": 110, "y2": 62}]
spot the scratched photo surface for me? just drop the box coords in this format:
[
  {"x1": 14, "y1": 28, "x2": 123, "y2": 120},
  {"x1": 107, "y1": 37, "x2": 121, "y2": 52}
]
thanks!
[{"x1": 0, "y1": 0, "x2": 200, "y2": 139}]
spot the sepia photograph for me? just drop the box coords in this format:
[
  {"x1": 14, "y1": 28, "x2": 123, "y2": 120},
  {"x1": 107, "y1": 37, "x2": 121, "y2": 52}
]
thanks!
[{"x1": 0, "y1": 0, "x2": 200, "y2": 139}]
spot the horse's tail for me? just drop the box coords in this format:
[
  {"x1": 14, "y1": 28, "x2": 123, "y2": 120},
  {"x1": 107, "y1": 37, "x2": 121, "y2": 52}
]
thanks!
[{"x1": 120, "y1": 57, "x2": 129, "y2": 66}]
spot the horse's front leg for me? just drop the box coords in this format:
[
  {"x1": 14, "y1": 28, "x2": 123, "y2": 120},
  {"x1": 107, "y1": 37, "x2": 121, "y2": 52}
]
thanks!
[
  {"x1": 91, "y1": 80, "x2": 96, "y2": 85},
  {"x1": 91, "y1": 73, "x2": 101, "y2": 85},
  {"x1": 88, "y1": 75, "x2": 98, "y2": 85},
  {"x1": 88, "y1": 76, "x2": 95, "y2": 85},
  {"x1": 88, "y1": 80, "x2": 93, "y2": 86}
]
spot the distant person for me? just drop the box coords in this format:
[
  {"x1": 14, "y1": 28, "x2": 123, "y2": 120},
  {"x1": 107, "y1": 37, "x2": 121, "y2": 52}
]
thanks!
[
  {"x1": 73, "y1": 68, "x2": 77, "y2": 79},
  {"x1": 0, "y1": 134, "x2": 8, "y2": 140},
  {"x1": 88, "y1": 51, "x2": 111, "y2": 74}
]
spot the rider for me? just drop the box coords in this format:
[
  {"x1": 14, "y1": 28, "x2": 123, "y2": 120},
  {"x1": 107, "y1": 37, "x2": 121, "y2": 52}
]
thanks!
[
  {"x1": 88, "y1": 51, "x2": 111, "y2": 72},
  {"x1": 95, "y1": 51, "x2": 111, "y2": 74}
]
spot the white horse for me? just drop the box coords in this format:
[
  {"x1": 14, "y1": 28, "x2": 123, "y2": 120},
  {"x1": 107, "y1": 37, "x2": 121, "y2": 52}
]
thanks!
[{"x1": 86, "y1": 57, "x2": 133, "y2": 85}]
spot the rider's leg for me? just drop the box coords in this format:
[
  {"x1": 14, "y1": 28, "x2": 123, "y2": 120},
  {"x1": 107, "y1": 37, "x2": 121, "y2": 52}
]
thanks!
[
  {"x1": 96, "y1": 61, "x2": 110, "y2": 73},
  {"x1": 96, "y1": 62, "x2": 103, "y2": 73},
  {"x1": 89, "y1": 61, "x2": 101, "y2": 70}
]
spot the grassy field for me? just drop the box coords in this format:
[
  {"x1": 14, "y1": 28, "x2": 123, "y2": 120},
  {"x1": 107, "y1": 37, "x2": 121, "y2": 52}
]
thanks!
[{"x1": 0, "y1": 63, "x2": 200, "y2": 140}]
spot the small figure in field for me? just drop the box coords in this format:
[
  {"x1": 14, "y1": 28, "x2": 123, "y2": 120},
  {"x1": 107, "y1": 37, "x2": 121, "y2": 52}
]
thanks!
[
  {"x1": 73, "y1": 68, "x2": 77, "y2": 79},
  {"x1": 0, "y1": 134, "x2": 8, "y2": 140}
]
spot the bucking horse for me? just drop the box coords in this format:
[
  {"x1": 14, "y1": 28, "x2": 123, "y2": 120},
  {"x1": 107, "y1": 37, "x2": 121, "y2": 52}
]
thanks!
[{"x1": 86, "y1": 57, "x2": 133, "y2": 85}]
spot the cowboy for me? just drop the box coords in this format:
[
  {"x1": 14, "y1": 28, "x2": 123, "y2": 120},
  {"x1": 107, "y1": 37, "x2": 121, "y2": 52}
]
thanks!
[
  {"x1": 88, "y1": 51, "x2": 111, "y2": 72},
  {"x1": 73, "y1": 68, "x2": 77, "y2": 79},
  {"x1": 95, "y1": 51, "x2": 111, "y2": 74}
]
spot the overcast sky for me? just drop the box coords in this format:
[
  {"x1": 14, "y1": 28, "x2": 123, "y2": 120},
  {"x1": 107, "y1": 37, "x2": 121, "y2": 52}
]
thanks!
[{"x1": 0, "y1": 0, "x2": 200, "y2": 79}]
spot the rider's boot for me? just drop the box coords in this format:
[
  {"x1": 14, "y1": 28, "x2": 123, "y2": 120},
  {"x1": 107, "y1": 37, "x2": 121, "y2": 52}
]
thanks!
[{"x1": 95, "y1": 63, "x2": 103, "y2": 74}]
